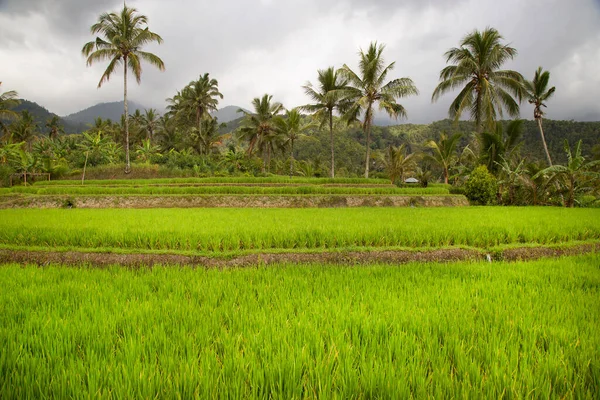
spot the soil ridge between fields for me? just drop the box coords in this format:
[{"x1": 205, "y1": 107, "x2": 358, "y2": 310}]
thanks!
[
  {"x1": 0, "y1": 194, "x2": 468, "y2": 208},
  {"x1": 1, "y1": 243, "x2": 597, "y2": 267}
]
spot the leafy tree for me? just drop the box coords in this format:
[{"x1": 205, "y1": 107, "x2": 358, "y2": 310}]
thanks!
[
  {"x1": 425, "y1": 132, "x2": 462, "y2": 184},
  {"x1": 479, "y1": 120, "x2": 523, "y2": 174},
  {"x1": 380, "y1": 144, "x2": 416, "y2": 185},
  {"x1": 464, "y1": 165, "x2": 497, "y2": 205},
  {"x1": 534, "y1": 140, "x2": 600, "y2": 207},
  {"x1": 142, "y1": 108, "x2": 159, "y2": 142},
  {"x1": 237, "y1": 94, "x2": 284, "y2": 173},
  {"x1": 523, "y1": 67, "x2": 556, "y2": 166},
  {"x1": 432, "y1": 27, "x2": 523, "y2": 133},
  {"x1": 519, "y1": 161, "x2": 553, "y2": 206},
  {"x1": 135, "y1": 139, "x2": 162, "y2": 164},
  {"x1": 11, "y1": 111, "x2": 39, "y2": 150},
  {"x1": 273, "y1": 108, "x2": 314, "y2": 177},
  {"x1": 82, "y1": 5, "x2": 165, "y2": 174},
  {"x1": 13, "y1": 150, "x2": 37, "y2": 186},
  {"x1": 302, "y1": 67, "x2": 350, "y2": 178},
  {"x1": 0, "y1": 82, "x2": 20, "y2": 138},
  {"x1": 155, "y1": 114, "x2": 181, "y2": 152},
  {"x1": 78, "y1": 131, "x2": 113, "y2": 183},
  {"x1": 340, "y1": 42, "x2": 418, "y2": 178},
  {"x1": 45, "y1": 115, "x2": 64, "y2": 140}
]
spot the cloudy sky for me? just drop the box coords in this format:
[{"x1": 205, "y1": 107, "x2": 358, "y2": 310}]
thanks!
[{"x1": 1, "y1": 0, "x2": 599, "y2": 123}]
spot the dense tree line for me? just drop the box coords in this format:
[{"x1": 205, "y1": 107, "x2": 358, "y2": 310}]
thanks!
[{"x1": 1, "y1": 5, "x2": 599, "y2": 206}]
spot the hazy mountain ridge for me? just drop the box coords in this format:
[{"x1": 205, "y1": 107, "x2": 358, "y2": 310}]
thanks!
[
  {"x1": 63, "y1": 100, "x2": 148, "y2": 126},
  {"x1": 211, "y1": 105, "x2": 250, "y2": 124},
  {"x1": 11, "y1": 100, "x2": 83, "y2": 134}
]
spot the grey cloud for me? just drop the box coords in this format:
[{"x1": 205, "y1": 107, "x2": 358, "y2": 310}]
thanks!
[{"x1": 1, "y1": 0, "x2": 599, "y2": 121}]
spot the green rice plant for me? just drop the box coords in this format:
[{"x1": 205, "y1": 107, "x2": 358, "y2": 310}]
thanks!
[
  {"x1": 0, "y1": 255, "x2": 598, "y2": 398},
  {"x1": 33, "y1": 176, "x2": 392, "y2": 186},
  {"x1": 0, "y1": 185, "x2": 450, "y2": 195},
  {"x1": 0, "y1": 207, "x2": 598, "y2": 253}
]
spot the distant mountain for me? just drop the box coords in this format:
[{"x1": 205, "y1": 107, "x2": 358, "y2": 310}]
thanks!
[
  {"x1": 211, "y1": 105, "x2": 249, "y2": 124},
  {"x1": 11, "y1": 99, "x2": 83, "y2": 134},
  {"x1": 63, "y1": 100, "x2": 148, "y2": 126}
]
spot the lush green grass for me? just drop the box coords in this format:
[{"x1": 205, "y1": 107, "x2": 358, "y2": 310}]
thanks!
[
  {"x1": 34, "y1": 176, "x2": 394, "y2": 186},
  {"x1": 1, "y1": 255, "x2": 598, "y2": 398},
  {"x1": 0, "y1": 207, "x2": 598, "y2": 253},
  {"x1": 0, "y1": 185, "x2": 449, "y2": 195}
]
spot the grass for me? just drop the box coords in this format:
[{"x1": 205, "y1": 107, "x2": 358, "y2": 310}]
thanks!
[
  {"x1": 0, "y1": 185, "x2": 450, "y2": 195},
  {"x1": 0, "y1": 207, "x2": 598, "y2": 253},
  {"x1": 33, "y1": 176, "x2": 394, "y2": 186},
  {"x1": 1, "y1": 255, "x2": 598, "y2": 398}
]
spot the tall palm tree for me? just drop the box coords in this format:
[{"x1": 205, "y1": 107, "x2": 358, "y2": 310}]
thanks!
[
  {"x1": 45, "y1": 115, "x2": 64, "y2": 140},
  {"x1": 340, "y1": 42, "x2": 419, "y2": 178},
  {"x1": 302, "y1": 67, "x2": 350, "y2": 178},
  {"x1": 523, "y1": 67, "x2": 556, "y2": 166},
  {"x1": 0, "y1": 82, "x2": 20, "y2": 138},
  {"x1": 142, "y1": 108, "x2": 159, "y2": 142},
  {"x1": 177, "y1": 74, "x2": 223, "y2": 138},
  {"x1": 274, "y1": 108, "x2": 315, "y2": 178},
  {"x1": 237, "y1": 94, "x2": 284, "y2": 173},
  {"x1": 425, "y1": 132, "x2": 462, "y2": 184},
  {"x1": 82, "y1": 5, "x2": 165, "y2": 173},
  {"x1": 432, "y1": 27, "x2": 523, "y2": 133},
  {"x1": 12, "y1": 111, "x2": 38, "y2": 150}
]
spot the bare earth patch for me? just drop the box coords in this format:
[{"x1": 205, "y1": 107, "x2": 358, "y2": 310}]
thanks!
[
  {"x1": 0, "y1": 243, "x2": 597, "y2": 268},
  {"x1": 0, "y1": 194, "x2": 468, "y2": 208}
]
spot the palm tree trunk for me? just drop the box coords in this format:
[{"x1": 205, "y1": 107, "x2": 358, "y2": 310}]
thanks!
[
  {"x1": 123, "y1": 59, "x2": 131, "y2": 174},
  {"x1": 290, "y1": 139, "x2": 294, "y2": 179},
  {"x1": 82, "y1": 151, "x2": 89, "y2": 185},
  {"x1": 329, "y1": 110, "x2": 334, "y2": 179},
  {"x1": 444, "y1": 166, "x2": 449, "y2": 185},
  {"x1": 537, "y1": 117, "x2": 553, "y2": 166},
  {"x1": 364, "y1": 118, "x2": 372, "y2": 179}
]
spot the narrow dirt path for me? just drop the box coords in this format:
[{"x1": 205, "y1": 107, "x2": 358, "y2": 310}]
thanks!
[{"x1": 0, "y1": 243, "x2": 597, "y2": 268}]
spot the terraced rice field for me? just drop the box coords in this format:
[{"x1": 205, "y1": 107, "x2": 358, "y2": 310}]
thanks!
[
  {"x1": 0, "y1": 207, "x2": 598, "y2": 254},
  {"x1": 1, "y1": 255, "x2": 598, "y2": 398}
]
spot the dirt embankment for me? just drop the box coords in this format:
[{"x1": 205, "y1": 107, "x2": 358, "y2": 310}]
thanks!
[
  {"x1": 0, "y1": 194, "x2": 469, "y2": 208},
  {"x1": 0, "y1": 243, "x2": 597, "y2": 268}
]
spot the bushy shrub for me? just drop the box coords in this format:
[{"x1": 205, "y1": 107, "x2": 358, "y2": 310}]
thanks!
[
  {"x1": 0, "y1": 165, "x2": 13, "y2": 187},
  {"x1": 464, "y1": 165, "x2": 497, "y2": 205}
]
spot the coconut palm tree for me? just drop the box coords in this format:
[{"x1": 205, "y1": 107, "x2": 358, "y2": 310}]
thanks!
[
  {"x1": 177, "y1": 74, "x2": 223, "y2": 138},
  {"x1": 380, "y1": 143, "x2": 416, "y2": 185},
  {"x1": 479, "y1": 119, "x2": 524, "y2": 174},
  {"x1": 274, "y1": 108, "x2": 315, "y2": 178},
  {"x1": 523, "y1": 67, "x2": 556, "y2": 166},
  {"x1": 534, "y1": 140, "x2": 600, "y2": 207},
  {"x1": 302, "y1": 67, "x2": 350, "y2": 178},
  {"x1": 432, "y1": 27, "x2": 524, "y2": 133},
  {"x1": 425, "y1": 132, "x2": 462, "y2": 184},
  {"x1": 0, "y1": 82, "x2": 20, "y2": 138},
  {"x1": 340, "y1": 42, "x2": 419, "y2": 178},
  {"x1": 45, "y1": 115, "x2": 64, "y2": 140},
  {"x1": 142, "y1": 108, "x2": 159, "y2": 142},
  {"x1": 237, "y1": 94, "x2": 284, "y2": 173},
  {"x1": 82, "y1": 5, "x2": 165, "y2": 174},
  {"x1": 11, "y1": 111, "x2": 38, "y2": 150}
]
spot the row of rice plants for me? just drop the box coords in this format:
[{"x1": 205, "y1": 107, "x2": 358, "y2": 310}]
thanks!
[
  {"x1": 1, "y1": 207, "x2": 598, "y2": 252},
  {"x1": 1, "y1": 185, "x2": 450, "y2": 196},
  {"x1": 1, "y1": 256, "x2": 598, "y2": 398},
  {"x1": 34, "y1": 176, "x2": 393, "y2": 186}
]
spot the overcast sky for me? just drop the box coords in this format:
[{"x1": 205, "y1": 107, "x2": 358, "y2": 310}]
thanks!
[{"x1": 1, "y1": 0, "x2": 599, "y2": 123}]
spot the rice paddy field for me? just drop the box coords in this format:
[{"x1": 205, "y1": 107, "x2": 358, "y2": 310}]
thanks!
[
  {"x1": 1, "y1": 255, "x2": 599, "y2": 398},
  {"x1": 0, "y1": 207, "x2": 598, "y2": 254},
  {"x1": 2, "y1": 176, "x2": 599, "y2": 398}
]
